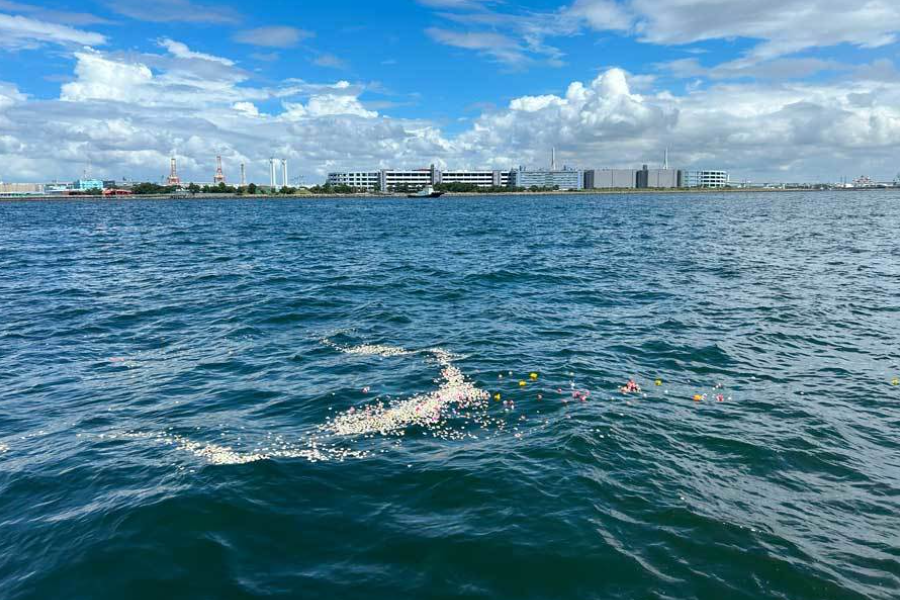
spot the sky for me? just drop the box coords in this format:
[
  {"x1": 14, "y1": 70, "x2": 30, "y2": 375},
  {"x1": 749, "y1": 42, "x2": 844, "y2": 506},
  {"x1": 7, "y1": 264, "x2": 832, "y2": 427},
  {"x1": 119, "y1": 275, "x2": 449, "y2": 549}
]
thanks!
[{"x1": 1, "y1": 0, "x2": 899, "y2": 184}]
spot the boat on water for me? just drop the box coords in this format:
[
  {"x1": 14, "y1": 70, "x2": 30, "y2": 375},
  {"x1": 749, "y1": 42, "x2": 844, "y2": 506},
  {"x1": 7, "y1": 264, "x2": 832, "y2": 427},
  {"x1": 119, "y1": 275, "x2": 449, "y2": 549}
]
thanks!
[{"x1": 407, "y1": 185, "x2": 444, "y2": 198}]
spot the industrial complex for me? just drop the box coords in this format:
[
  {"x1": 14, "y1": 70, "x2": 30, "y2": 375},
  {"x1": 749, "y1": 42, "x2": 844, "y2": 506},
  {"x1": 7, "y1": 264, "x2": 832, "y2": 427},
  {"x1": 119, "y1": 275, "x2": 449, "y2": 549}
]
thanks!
[
  {"x1": 323, "y1": 148, "x2": 731, "y2": 192},
  {"x1": 0, "y1": 155, "x2": 292, "y2": 198},
  {"x1": 4, "y1": 149, "x2": 895, "y2": 198},
  {"x1": 327, "y1": 165, "x2": 511, "y2": 191},
  {"x1": 327, "y1": 163, "x2": 730, "y2": 192}
]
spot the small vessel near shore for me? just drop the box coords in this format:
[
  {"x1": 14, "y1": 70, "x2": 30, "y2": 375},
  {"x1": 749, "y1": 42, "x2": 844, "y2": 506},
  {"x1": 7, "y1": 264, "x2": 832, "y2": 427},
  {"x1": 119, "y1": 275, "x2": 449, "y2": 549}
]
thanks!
[{"x1": 407, "y1": 185, "x2": 444, "y2": 198}]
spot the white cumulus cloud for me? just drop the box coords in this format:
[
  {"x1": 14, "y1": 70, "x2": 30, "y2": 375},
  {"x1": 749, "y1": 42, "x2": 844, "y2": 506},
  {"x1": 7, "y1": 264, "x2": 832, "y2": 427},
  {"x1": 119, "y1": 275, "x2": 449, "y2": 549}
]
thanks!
[
  {"x1": 626, "y1": 0, "x2": 900, "y2": 61},
  {"x1": 0, "y1": 12, "x2": 106, "y2": 50},
  {"x1": 422, "y1": 0, "x2": 900, "y2": 72},
  {"x1": 158, "y1": 38, "x2": 235, "y2": 66},
  {"x1": 2, "y1": 38, "x2": 900, "y2": 186},
  {"x1": 232, "y1": 102, "x2": 260, "y2": 117},
  {"x1": 61, "y1": 50, "x2": 154, "y2": 103}
]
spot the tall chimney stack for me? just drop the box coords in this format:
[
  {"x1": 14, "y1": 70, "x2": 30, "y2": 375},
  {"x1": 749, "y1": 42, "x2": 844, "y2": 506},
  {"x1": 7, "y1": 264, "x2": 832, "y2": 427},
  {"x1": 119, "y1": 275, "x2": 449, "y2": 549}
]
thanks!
[
  {"x1": 214, "y1": 156, "x2": 226, "y2": 184},
  {"x1": 166, "y1": 155, "x2": 181, "y2": 186}
]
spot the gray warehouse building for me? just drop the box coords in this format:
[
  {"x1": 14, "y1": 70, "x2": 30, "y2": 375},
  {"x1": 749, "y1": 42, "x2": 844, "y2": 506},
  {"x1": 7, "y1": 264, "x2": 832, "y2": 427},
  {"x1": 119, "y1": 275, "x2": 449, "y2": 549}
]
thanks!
[
  {"x1": 636, "y1": 165, "x2": 682, "y2": 188},
  {"x1": 584, "y1": 169, "x2": 637, "y2": 189},
  {"x1": 584, "y1": 166, "x2": 682, "y2": 189}
]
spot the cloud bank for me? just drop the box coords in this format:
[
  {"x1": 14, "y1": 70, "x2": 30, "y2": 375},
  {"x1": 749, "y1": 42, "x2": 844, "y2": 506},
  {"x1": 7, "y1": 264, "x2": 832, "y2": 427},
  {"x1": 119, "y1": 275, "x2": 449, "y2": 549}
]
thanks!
[
  {"x1": 2, "y1": 37, "x2": 899, "y2": 184},
  {"x1": 0, "y1": 2, "x2": 899, "y2": 183}
]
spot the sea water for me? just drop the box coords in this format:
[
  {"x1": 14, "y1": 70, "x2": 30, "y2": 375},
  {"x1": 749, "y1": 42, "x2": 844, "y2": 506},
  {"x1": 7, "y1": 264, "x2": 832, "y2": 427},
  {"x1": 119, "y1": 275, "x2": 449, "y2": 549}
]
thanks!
[{"x1": 1, "y1": 192, "x2": 898, "y2": 599}]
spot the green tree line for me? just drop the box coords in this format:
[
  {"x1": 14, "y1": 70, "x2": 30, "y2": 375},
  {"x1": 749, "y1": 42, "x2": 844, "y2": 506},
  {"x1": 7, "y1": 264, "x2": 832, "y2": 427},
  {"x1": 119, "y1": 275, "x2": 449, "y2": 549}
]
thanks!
[
  {"x1": 130, "y1": 182, "x2": 301, "y2": 195},
  {"x1": 127, "y1": 181, "x2": 570, "y2": 196}
]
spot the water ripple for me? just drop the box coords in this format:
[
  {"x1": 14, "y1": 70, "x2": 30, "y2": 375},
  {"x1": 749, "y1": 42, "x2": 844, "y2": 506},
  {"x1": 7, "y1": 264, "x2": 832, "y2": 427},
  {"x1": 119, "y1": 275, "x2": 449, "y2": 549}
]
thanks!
[{"x1": 1, "y1": 192, "x2": 899, "y2": 599}]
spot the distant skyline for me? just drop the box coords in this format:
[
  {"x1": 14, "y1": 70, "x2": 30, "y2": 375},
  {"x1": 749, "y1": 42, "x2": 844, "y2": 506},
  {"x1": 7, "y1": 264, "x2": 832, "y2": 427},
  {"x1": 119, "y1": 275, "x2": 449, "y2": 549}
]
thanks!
[{"x1": 1, "y1": 0, "x2": 900, "y2": 184}]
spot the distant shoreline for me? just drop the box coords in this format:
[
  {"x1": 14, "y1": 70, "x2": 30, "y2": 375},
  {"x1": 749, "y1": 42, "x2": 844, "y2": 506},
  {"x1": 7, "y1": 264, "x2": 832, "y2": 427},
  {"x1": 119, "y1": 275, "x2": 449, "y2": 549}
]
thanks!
[{"x1": 2, "y1": 187, "x2": 897, "y2": 202}]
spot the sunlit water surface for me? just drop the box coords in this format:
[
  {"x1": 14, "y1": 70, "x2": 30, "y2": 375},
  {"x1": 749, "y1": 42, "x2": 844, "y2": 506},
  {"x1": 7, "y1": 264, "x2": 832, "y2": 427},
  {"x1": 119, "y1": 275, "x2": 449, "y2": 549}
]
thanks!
[{"x1": 1, "y1": 192, "x2": 899, "y2": 599}]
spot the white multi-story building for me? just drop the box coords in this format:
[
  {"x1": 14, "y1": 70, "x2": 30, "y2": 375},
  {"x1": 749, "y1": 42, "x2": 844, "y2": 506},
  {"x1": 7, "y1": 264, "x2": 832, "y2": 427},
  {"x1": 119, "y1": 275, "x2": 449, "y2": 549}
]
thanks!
[
  {"x1": 326, "y1": 166, "x2": 511, "y2": 191},
  {"x1": 438, "y1": 170, "x2": 510, "y2": 187},
  {"x1": 0, "y1": 182, "x2": 45, "y2": 196},
  {"x1": 684, "y1": 170, "x2": 729, "y2": 188},
  {"x1": 380, "y1": 169, "x2": 432, "y2": 190},
  {"x1": 326, "y1": 171, "x2": 381, "y2": 189},
  {"x1": 508, "y1": 167, "x2": 584, "y2": 190}
]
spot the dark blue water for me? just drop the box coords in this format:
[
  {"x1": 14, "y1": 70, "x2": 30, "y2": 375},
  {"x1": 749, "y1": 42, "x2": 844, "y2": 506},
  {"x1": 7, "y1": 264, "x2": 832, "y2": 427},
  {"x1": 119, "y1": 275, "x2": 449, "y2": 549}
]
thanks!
[{"x1": 1, "y1": 192, "x2": 899, "y2": 599}]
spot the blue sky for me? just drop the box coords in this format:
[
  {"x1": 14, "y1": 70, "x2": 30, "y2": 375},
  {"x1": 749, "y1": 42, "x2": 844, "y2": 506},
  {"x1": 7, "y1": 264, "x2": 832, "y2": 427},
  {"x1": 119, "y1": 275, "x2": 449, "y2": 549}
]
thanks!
[{"x1": 1, "y1": 0, "x2": 899, "y2": 183}]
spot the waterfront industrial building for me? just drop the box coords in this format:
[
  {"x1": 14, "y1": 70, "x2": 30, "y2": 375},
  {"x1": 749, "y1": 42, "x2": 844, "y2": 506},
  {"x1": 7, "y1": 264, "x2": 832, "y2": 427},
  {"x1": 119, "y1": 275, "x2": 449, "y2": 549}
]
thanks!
[
  {"x1": 584, "y1": 167, "x2": 728, "y2": 189},
  {"x1": 584, "y1": 169, "x2": 638, "y2": 189},
  {"x1": 3, "y1": 154, "x2": 729, "y2": 198},
  {"x1": 328, "y1": 165, "x2": 587, "y2": 191},
  {"x1": 327, "y1": 166, "x2": 510, "y2": 191},
  {"x1": 683, "y1": 170, "x2": 729, "y2": 188},
  {"x1": 508, "y1": 167, "x2": 584, "y2": 190},
  {"x1": 637, "y1": 166, "x2": 681, "y2": 189},
  {"x1": 0, "y1": 182, "x2": 45, "y2": 196},
  {"x1": 76, "y1": 179, "x2": 104, "y2": 191},
  {"x1": 437, "y1": 169, "x2": 509, "y2": 187},
  {"x1": 0, "y1": 178, "x2": 134, "y2": 197},
  {"x1": 328, "y1": 162, "x2": 727, "y2": 192}
]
